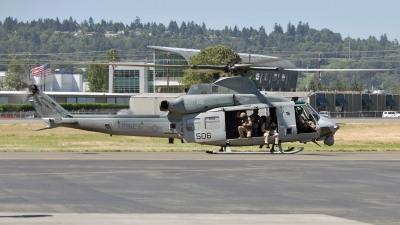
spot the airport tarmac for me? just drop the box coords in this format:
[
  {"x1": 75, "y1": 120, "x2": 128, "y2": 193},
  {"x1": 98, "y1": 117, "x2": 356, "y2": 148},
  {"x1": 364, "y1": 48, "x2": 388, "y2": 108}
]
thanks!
[
  {"x1": 1, "y1": 152, "x2": 399, "y2": 224},
  {"x1": 1, "y1": 151, "x2": 400, "y2": 160},
  {"x1": 0, "y1": 213, "x2": 370, "y2": 224}
]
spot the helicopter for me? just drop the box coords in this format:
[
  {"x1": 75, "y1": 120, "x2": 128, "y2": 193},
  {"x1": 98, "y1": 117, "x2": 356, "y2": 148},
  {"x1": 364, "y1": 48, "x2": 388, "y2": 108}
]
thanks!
[{"x1": 28, "y1": 60, "x2": 391, "y2": 154}]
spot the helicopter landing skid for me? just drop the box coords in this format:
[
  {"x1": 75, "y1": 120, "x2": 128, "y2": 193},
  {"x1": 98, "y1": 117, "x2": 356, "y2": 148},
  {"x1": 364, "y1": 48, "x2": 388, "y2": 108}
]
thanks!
[{"x1": 206, "y1": 147, "x2": 304, "y2": 154}]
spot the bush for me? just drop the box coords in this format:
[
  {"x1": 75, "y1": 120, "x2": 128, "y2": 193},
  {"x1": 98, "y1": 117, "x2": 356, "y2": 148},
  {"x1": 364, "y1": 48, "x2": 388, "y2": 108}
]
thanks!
[
  {"x1": 0, "y1": 103, "x2": 129, "y2": 112},
  {"x1": 0, "y1": 104, "x2": 34, "y2": 112}
]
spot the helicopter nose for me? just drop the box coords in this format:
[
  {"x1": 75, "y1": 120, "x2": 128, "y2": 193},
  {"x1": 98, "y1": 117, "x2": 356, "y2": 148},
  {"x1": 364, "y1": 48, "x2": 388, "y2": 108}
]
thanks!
[
  {"x1": 331, "y1": 121, "x2": 340, "y2": 131},
  {"x1": 334, "y1": 123, "x2": 340, "y2": 130},
  {"x1": 318, "y1": 117, "x2": 340, "y2": 146},
  {"x1": 319, "y1": 117, "x2": 339, "y2": 132}
]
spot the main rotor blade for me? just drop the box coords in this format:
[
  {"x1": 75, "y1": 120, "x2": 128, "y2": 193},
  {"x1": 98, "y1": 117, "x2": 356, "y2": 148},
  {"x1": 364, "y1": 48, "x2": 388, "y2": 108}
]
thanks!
[
  {"x1": 189, "y1": 65, "x2": 229, "y2": 72},
  {"x1": 76, "y1": 62, "x2": 189, "y2": 69},
  {"x1": 231, "y1": 64, "x2": 253, "y2": 70},
  {"x1": 189, "y1": 64, "x2": 283, "y2": 73},
  {"x1": 248, "y1": 66, "x2": 282, "y2": 72},
  {"x1": 190, "y1": 69, "x2": 227, "y2": 73},
  {"x1": 285, "y1": 68, "x2": 393, "y2": 72},
  {"x1": 249, "y1": 56, "x2": 285, "y2": 66}
]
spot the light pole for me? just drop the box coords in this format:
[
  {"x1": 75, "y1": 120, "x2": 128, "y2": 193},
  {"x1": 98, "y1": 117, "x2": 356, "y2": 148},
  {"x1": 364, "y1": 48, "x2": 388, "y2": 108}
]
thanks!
[
  {"x1": 317, "y1": 53, "x2": 322, "y2": 91},
  {"x1": 167, "y1": 52, "x2": 170, "y2": 93}
]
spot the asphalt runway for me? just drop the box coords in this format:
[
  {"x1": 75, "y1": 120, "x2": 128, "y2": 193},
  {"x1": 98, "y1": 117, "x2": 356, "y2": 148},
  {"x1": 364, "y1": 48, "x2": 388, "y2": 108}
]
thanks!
[{"x1": 1, "y1": 152, "x2": 400, "y2": 224}]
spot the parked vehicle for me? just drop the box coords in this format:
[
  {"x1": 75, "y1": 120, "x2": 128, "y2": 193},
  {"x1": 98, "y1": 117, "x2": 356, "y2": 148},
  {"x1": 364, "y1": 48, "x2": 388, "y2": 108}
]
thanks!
[
  {"x1": 382, "y1": 111, "x2": 399, "y2": 118},
  {"x1": 25, "y1": 111, "x2": 40, "y2": 118},
  {"x1": 319, "y1": 111, "x2": 331, "y2": 118}
]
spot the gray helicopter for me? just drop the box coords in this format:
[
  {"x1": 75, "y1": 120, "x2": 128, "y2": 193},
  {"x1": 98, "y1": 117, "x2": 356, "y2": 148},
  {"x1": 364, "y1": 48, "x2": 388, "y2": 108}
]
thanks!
[{"x1": 28, "y1": 62, "x2": 390, "y2": 154}]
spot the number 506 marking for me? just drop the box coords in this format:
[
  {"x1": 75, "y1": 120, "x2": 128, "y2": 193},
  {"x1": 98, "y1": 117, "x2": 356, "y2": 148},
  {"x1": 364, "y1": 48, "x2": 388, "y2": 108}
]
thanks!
[{"x1": 196, "y1": 132, "x2": 211, "y2": 139}]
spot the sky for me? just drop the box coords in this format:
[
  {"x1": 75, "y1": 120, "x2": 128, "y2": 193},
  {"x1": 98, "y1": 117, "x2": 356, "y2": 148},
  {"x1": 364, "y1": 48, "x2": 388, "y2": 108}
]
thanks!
[{"x1": 1, "y1": 0, "x2": 399, "y2": 41}]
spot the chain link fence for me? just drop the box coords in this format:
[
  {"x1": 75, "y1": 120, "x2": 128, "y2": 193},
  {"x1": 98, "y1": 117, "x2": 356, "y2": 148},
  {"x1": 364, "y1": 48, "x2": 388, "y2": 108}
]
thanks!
[{"x1": 329, "y1": 111, "x2": 390, "y2": 118}]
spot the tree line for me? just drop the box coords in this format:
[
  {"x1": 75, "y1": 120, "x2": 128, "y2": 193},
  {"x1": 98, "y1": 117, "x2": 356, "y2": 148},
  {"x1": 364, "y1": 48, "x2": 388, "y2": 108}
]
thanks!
[{"x1": 0, "y1": 16, "x2": 399, "y2": 93}]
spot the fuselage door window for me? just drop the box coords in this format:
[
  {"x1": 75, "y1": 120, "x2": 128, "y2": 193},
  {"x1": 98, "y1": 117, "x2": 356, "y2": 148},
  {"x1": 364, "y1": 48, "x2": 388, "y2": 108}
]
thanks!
[{"x1": 205, "y1": 116, "x2": 220, "y2": 130}]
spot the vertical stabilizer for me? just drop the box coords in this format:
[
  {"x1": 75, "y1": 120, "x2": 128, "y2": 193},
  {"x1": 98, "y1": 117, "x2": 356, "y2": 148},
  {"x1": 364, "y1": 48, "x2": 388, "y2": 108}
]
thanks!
[{"x1": 29, "y1": 84, "x2": 69, "y2": 119}]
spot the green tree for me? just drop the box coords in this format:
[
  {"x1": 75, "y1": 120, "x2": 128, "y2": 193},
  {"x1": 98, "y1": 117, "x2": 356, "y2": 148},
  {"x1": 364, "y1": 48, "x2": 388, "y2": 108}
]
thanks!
[
  {"x1": 180, "y1": 45, "x2": 241, "y2": 90},
  {"x1": 180, "y1": 21, "x2": 187, "y2": 36},
  {"x1": 359, "y1": 80, "x2": 364, "y2": 92},
  {"x1": 333, "y1": 77, "x2": 348, "y2": 91},
  {"x1": 258, "y1": 26, "x2": 267, "y2": 46},
  {"x1": 87, "y1": 58, "x2": 108, "y2": 92},
  {"x1": 388, "y1": 83, "x2": 400, "y2": 94},
  {"x1": 350, "y1": 79, "x2": 358, "y2": 91},
  {"x1": 88, "y1": 49, "x2": 120, "y2": 92},
  {"x1": 106, "y1": 49, "x2": 120, "y2": 62},
  {"x1": 273, "y1": 23, "x2": 283, "y2": 34},
  {"x1": 5, "y1": 60, "x2": 27, "y2": 91},
  {"x1": 309, "y1": 78, "x2": 316, "y2": 91},
  {"x1": 286, "y1": 21, "x2": 296, "y2": 36},
  {"x1": 61, "y1": 19, "x2": 70, "y2": 31},
  {"x1": 349, "y1": 79, "x2": 364, "y2": 91},
  {"x1": 168, "y1": 20, "x2": 179, "y2": 34}
]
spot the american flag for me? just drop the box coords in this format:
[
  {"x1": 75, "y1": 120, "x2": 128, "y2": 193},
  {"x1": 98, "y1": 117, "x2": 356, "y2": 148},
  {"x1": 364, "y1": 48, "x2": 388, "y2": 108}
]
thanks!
[{"x1": 31, "y1": 62, "x2": 51, "y2": 77}]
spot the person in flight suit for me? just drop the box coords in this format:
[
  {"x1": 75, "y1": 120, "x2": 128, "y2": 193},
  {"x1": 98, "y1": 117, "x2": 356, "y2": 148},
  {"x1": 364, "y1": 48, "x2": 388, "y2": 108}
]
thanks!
[
  {"x1": 260, "y1": 115, "x2": 279, "y2": 147},
  {"x1": 296, "y1": 107, "x2": 316, "y2": 133},
  {"x1": 237, "y1": 111, "x2": 253, "y2": 138},
  {"x1": 250, "y1": 109, "x2": 261, "y2": 137}
]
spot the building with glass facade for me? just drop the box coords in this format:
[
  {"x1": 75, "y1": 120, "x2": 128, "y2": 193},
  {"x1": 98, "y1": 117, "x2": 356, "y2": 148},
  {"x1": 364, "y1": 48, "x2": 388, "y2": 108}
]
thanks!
[
  {"x1": 108, "y1": 64, "x2": 154, "y2": 93},
  {"x1": 151, "y1": 46, "x2": 192, "y2": 93}
]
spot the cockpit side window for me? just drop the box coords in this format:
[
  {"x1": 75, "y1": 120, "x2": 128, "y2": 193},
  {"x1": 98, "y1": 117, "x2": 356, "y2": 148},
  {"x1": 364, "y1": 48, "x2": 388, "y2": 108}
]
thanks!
[
  {"x1": 305, "y1": 104, "x2": 320, "y2": 121},
  {"x1": 296, "y1": 105, "x2": 319, "y2": 122},
  {"x1": 295, "y1": 104, "x2": 318, "y2": 133}
]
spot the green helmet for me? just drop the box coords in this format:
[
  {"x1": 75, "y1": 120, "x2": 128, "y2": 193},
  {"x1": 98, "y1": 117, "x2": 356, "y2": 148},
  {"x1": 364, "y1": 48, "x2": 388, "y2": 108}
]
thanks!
[{"x1": 296, "y1": 107, "x2": 303, "y2": 113}]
